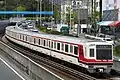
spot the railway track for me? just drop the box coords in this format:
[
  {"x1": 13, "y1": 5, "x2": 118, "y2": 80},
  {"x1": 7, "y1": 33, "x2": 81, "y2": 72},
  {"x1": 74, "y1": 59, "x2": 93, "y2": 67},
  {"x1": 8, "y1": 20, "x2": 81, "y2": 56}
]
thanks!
[{"x1": 1, "y1": 36, "x2": 98, "y2": 80}]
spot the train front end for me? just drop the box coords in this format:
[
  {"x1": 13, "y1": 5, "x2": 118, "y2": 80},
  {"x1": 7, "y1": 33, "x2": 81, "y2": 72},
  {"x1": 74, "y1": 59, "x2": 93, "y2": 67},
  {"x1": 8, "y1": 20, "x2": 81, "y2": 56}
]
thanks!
[{"x1": 79, "y1": 42, "x2": 113, "y2": 73}]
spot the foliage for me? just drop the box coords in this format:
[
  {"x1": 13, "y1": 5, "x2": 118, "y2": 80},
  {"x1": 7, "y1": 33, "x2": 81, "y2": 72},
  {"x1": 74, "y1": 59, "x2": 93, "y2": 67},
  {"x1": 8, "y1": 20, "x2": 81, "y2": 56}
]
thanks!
[
  {"x1": 66, "y1": 7, "x2": 77, "y2": 24},
  {"x1": 53, "y1": 5, "x2": 61, "y2": 23},
  {"x1": 16, "y1": 5, "x2": 26, "y2": 11},
  {"x1": 114, "y1": 46, "x2": 120, "y2": 57}
]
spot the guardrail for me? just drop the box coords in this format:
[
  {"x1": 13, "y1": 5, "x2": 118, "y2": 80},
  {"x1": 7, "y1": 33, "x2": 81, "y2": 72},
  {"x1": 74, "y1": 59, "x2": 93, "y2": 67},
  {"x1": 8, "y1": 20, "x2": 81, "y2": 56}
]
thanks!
[{"x1": 0, "y1": 41, "x2": 63, "y2": 80}]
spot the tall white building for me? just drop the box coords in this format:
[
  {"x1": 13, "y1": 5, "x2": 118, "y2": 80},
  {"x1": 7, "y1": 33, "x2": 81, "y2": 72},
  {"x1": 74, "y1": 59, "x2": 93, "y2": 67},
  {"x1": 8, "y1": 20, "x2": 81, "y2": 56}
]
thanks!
[{"x1": 102, "y1": 0, "x2": 120, "y2": 21}]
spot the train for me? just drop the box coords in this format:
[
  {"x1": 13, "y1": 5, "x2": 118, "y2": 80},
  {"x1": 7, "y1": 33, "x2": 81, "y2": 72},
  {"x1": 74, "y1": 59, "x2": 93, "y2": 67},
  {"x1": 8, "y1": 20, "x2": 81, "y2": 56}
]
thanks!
[{"x1": 5, "y1": 22, "x2": 113, "y2": 73}]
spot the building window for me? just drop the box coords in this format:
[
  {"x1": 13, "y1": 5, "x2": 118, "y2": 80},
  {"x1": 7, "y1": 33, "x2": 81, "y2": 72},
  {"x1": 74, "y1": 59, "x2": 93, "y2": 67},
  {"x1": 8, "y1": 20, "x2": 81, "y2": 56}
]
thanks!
[
  {"x1": 57, "y1": 43, "x2": 60, "y2": 50},
  {"x1": 70, "y1": 45, "x2": 73, "y2": 53},
  {"x1": 65, "y1": 44, "x2": 68, "y2": 52},
  {"x1": 90, "y1": 49, "x2": 94, "y2": 57},
  {"x1": 74, "y1": 46, "x2": 78, "y2": 55}
]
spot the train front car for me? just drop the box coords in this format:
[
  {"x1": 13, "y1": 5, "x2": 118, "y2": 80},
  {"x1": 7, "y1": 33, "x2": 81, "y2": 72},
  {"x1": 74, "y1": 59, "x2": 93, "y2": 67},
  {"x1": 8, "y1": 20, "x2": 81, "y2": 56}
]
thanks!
[{"x1": 78, "y1": 42, "x2": 113, "y2": 73}]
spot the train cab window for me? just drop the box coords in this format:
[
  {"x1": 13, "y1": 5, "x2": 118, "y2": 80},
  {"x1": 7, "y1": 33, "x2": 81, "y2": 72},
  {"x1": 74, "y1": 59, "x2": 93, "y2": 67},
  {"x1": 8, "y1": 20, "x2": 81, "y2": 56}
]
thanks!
[
  {"x1": 90, "y1": 49, "x2": 94, "y2": 57},
  {"x1": 51, "y1": 42, "x2": 53, "y2": 48},
  {"x1": 57, "y1": 43, "x2": 60, "y2": 50},
  {"x1": 62, "y1": 43, "x2": 64, "y2": 51},
  {"x1": 54, "y1": 42, "x2": 56, "y2": 49},
  {"x1": 38, "y1": 39, "x2": 40, "y2": 45},
  {"x1": 43, "y1": 40, "x2": 45, "y2": 46},
  {"x1": 74, "y1": 46, "x2": 78, "y2": 55},
  {"x1": 65, "y1": 44, "x2": 68, "y2": 52},
  {"x1": 70, "y1": 45, "x2": 73, "y2": 53}
]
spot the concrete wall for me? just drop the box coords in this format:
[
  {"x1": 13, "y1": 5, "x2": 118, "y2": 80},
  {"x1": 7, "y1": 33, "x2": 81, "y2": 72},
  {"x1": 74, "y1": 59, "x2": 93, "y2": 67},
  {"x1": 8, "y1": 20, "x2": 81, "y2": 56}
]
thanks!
[
  {"x1": 0, "y1": 41, "x2": 63, "y2": 80},
  {"x1": 113, "y1": 60, "x2": 120, "y2": 72}
]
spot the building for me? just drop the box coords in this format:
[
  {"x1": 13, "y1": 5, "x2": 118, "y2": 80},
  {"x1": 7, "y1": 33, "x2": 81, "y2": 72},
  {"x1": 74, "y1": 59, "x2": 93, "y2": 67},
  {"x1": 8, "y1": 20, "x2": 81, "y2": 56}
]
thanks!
[
  {"x1": 61, "y1": 0, "x2": 100, "y2": 24},
  {"x1": 102, "y1": 0, "x2": 120, "y2": 21}
]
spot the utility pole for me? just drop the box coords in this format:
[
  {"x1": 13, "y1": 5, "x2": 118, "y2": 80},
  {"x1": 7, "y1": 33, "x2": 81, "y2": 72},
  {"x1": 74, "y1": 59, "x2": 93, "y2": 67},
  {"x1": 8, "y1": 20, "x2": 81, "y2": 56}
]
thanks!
[
  {"x1": 70, "y1": 1, "x2": 72, "y2": 30},
  {"x1": 40, "y1": 0, "x2": 42, "y2": 26},
  {"x1": 99, "y1": 0, "x2": 102, "y2": 21},
  {"x1": 36, "y1": 0, "x2": 39, "y2": 25},
  {"x1": 51, "y1": 0, "x2": 53, "y2": 30}
]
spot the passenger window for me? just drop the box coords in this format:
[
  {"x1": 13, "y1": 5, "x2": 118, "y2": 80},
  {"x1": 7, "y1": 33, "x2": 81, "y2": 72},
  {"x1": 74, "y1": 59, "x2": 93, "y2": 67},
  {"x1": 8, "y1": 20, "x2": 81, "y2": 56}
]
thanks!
[
  {"x1": 90, "y1": 49, "x2": 94, "y2": 57},
  {"x1": 65, "y1": 44, "x2": 68, "y2": 52},
  {"x1": 43, "y1": 40, "x2": 45, "y2": 46},
  {"x1": 48, "y1": 41, "x2": 50, "y2": 47},
  {"x1": 34, "y1": 38, "x2": 36, "y2": 43},
  {"x1": 62, "y1": 43, "x2": 64, "y2": 51},
  {"x1": 23, "y1": 35, "x2": 24, "y2": 40},
  {"x1": 51, "y1": 42, "x2": 53, "y2": 48},
  {"x1": 57, "y1": 43, "x2": 60, "y2": 50},
  {"x1": 70, "y1": 45, "x2": 73, "y2": 53},
  {"x1": 74, "y1": 46, "x2": 78, "y2": 55},
  {"x1": 41, "y1": 39, "x2": 43, "y2": 45},
  {"x1": 54, "y1": 42, "x2": 56, "y2": 49},
  {"x1": 46, "y1": 40, "x2": 48, "y2": 46},
  {"x1": 20, "y1": 35, "x2": 21, "y2": 39},
  {"x1": 26, "y1": 36, "x2": 27, "y2": 41},
  {"x1": 38, "y1": 39, "x2": 40, "y2": 45}
]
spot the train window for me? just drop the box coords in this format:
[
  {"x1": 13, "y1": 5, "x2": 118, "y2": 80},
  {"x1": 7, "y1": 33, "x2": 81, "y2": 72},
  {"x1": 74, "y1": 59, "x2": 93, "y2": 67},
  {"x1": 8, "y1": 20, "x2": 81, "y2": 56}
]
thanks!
[
  {"x1": 70, "y1": 45, "x2": 73, "y2": 53},
  {"x1": 26, "y1": 36, "x2": 27, "y2": 41},
  {"x1": 46, "y1": 40, "x2": 48, "y2": 47},
  {"x1": 41, "y1": 39, "x2": 43, "y2": 45},
  {"x1": 23, "y1": 35, "x2": 24, "y2": 40},
  {"x1": 90, "y1": 49, "x2": 94, "y2": 57},
  {"x1": 38, "y1": 39, "x2": 40, "y2": 45},
  {"x1": 44, "y1": 40, "x2": 45, "y2": 46},
  {"x1": 74, "y1": 46, "x2": 78, "y2": 55},
  {"x1": 51, "y1": 42, "x2": 53, "y2": 48},
  {"x1": 61, "y1": 43, "x2": 64, "y2": 51},
  {"x1": 48, "y1": 41, "x2": 50, "y2": 47},
  {"x1": 65, "y1": 44, "x2": 68, "y2": 52},
  {"x1": 34, "y1": 38, "x2": 36, "y2": 43},
  {"x1": 57, "y1": 43, "x2": 60, "y2": 50},
  {"x1": 54, "y1": 42, "x2": 56, "y2": 49},
  {"x1": 20, "y1": 35, "x2": 21, "y2": 39}
]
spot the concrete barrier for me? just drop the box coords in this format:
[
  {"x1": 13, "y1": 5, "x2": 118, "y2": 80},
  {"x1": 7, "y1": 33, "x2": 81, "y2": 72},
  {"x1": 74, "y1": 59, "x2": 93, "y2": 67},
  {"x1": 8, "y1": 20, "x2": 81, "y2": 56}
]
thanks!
[
  {"x1": 113, "y1": 56, "x2": 120, "y2": 72},
  {"x1": 113, "y1": 60, "x2": 120, "y2": 72},
  {"x1": 0, "y1": 41, "x2": 63, "y2": 80}
]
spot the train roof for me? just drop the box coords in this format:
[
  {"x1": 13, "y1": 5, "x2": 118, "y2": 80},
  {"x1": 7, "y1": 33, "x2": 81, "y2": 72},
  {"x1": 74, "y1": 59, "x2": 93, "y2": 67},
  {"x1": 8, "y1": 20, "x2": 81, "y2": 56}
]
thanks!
[{"x1": 6, "y1": 26, "x2": 111, "y2": 45}]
